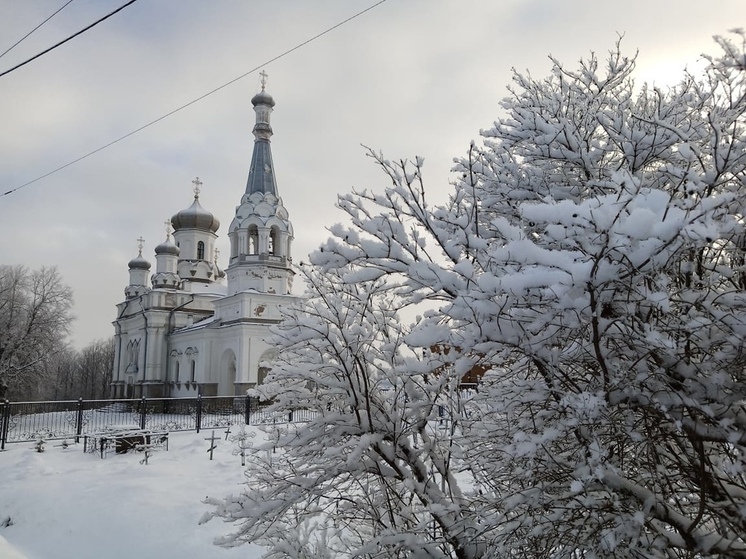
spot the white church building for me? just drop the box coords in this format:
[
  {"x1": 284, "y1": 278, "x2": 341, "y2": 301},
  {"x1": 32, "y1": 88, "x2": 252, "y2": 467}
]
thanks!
[{"x1": 111, "y1": 82, "x2": 296, "y2": 399}]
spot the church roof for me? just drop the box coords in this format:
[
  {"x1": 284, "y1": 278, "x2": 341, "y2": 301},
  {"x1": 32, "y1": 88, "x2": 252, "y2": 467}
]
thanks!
[
  {"x1": 155, "y1": 238, "x2": 180, "y2": 256},
  {"x1": 251, "y1": 89, "x2": 275, "y2": 108},
  {"x1": 245, "y1": 138, "x2": 278, "y2": 196},
  {"x1": 245, "y1": 79, "x2": 278, "y2": 197},
  {"x1": 128, "y1": 237, "x2": 151, "y2": 270},
  {"x1": 128, "y1": 254, "x2": 151, "y2": 270},
  {"x1": 171, "y1": 178, "x2": 220, "y2": 234},
  {"x1": 171, "y1": 197, "x2": 220, "y2": 233}
]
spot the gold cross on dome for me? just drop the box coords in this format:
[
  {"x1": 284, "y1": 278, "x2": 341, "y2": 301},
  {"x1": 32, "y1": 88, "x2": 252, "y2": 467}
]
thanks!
[
  {"x1": 259, "y1": 70, "x2": 268, "y2": 91},
  {"x1": 136, "y1": 236, "x2": 145, "y2": 254},
  {"x1": 192, "y1": 176, "x2": 202, "y2": 198}
]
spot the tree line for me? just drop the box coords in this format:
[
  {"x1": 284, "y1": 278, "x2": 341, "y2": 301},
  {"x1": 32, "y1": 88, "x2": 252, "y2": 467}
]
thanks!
[{"x1": 0, "y1": 264, "x2": 113, "y2": 401}]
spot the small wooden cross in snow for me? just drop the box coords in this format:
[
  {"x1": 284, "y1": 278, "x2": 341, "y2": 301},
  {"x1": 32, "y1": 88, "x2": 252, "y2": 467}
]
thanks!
[{"x1": 205, "y1": 430, "x2": 218, "y2": 460}]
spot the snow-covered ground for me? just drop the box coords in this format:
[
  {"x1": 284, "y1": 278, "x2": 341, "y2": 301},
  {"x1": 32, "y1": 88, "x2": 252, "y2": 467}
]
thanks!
[{"x1": 0, "y1": 430, "x2": 266, "y2": 559}]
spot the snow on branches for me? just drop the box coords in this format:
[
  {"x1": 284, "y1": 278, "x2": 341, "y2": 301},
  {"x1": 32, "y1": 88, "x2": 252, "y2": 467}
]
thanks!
[{"x1": 208, "y1": 33, "x2": 746, "y2": 559}]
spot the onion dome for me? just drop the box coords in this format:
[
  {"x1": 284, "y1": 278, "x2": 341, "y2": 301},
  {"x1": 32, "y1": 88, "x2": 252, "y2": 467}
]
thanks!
[
  {"x1": 171, "y1": 177, "x2": 220, "y2": 233},
  {"x1": 155, "y1": 237, "x2": 180, "y2": 256},
  {"x1": 128, "y1": 254, "x2": 151, "y2": 270},
  {"x1": 252, "y1": 72, "x2": 275, "y2": 107},
  {"x1": 128, "y1": 237, "x2": 151, "y2": 270},
  {"x1": 251, "y1": 89, "x2": 275, "y2": 108}
]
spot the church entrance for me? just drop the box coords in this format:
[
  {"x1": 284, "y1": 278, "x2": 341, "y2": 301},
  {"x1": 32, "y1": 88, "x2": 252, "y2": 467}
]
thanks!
[{"x1": 218, "y1": 349, "x2": 237, "y2": 396}]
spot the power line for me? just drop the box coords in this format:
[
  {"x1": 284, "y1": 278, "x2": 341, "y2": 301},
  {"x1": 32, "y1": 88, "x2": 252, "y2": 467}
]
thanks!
[
  {"x1": 2, "y1": 0, "x2": 388, "y2": 198},
  {"x1": 0, "y1": 0, "x2": 138, "y2": 79},
  {"x1": 0, "y1": 0, "x2": 75, "y2": 60}
]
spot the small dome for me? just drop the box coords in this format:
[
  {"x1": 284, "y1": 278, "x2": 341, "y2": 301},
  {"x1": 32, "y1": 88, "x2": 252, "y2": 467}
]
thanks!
[
  {"x1": 155, "y1": 238, "x2": 180, "y2": 256},
  {"x1": 251, "y1": 90, "x2": 275, "y2": 107},
  {"x1": 128, "y1": 254, "x2": 151, "y2": 270},
  {"x1": 171, "y1": 197, "x2": 220, "y2": 233}
]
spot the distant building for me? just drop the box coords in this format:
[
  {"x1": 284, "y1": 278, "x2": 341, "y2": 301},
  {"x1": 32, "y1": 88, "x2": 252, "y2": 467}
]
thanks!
[{"x1": 111, "y1": 83, "x2": 296, "y2": 398}]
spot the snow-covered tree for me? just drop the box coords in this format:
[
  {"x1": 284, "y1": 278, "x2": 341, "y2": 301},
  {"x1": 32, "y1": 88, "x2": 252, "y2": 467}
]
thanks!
[
  {"x1": 209, "y1": 33, "x2": 746, "y2": 558},
  {"x1": 0, "y1": 265, "x2": 74, "y2": 400},
  {"x1": 205, "y1": 268, "x2": 479, "y2": 558}
]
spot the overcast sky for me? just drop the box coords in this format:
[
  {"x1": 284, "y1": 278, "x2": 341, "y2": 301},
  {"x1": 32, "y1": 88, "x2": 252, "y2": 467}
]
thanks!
[{"x1": 1, "y1": 0, "x2": 744, "y2": 349}]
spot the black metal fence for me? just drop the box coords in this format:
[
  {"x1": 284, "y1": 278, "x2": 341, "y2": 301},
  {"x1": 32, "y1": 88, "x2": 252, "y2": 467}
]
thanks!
[{"x1": 0, "y1": 395, "x2": 310, "y2": 450}]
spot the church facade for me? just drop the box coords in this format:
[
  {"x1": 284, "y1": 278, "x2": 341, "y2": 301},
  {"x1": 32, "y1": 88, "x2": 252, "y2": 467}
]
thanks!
[{"x1": 111, "y1": 84, "x2": 295, "y2": 399}]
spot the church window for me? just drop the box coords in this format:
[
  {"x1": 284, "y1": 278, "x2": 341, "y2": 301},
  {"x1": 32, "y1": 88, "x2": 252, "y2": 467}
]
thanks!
[
  {"x1": 125, "y1": 339, "x2": 140, "y2": 374},
  {"x1": 190, "y1": 360, "x2": 196, "y2": 382},
  {"x1": 269, "y1": 226, "x2": 282, "y2": 256},
  {"x1": 248, "y1": 226, "x2": 259, "y2": 255},
  {"x1": 197, "y1": 241, "x2": 205, "y2": 260},
  {"x1": 174, "y1": 361, "x2": 180, "y2": 382}
]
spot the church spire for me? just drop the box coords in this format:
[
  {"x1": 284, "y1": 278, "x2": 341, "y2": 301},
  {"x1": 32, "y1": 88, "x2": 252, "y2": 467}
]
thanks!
[
  {"x1": 227, "y1": 81, "x2": 294, "y2": 296},
  {"x1": 245, "y1": 72, "x2": 278, "y2": 197}
]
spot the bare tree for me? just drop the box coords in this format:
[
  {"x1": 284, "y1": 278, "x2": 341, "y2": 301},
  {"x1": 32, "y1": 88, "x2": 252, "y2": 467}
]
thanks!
[
  {"x1": 77, "y1": 337, "x2": 115, "y2": 400},
  {"x1": 0, "y1": 265, "x2": 74, "y2": 400},
  {"x1": 42, "y1": 338, "x2": 115, "y2": 401}
]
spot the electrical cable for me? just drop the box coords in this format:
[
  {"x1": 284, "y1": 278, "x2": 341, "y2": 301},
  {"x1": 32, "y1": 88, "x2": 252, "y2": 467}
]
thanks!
[
  {"x1": 0, "y1": 0, "x2": 75, "y2": 60},
  {"x1": 1, "y1": 0, "x2": 388, "y2": 198},
  {"x1": 0, "y1": 0, "x2": 138, "y2": 79}
]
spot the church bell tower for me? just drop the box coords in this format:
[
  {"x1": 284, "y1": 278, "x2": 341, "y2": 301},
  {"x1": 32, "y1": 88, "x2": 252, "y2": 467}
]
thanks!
[{"x1": 226, "y1": 72, "x2": 294, "y2": 295}]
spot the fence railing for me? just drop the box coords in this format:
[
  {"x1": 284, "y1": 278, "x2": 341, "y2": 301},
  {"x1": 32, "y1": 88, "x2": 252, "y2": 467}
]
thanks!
[{"x1": 0, "y1": 395, "x2": 301, "y2": 450}]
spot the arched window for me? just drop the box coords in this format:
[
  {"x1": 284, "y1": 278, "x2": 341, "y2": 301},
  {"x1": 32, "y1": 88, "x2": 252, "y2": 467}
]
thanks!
[
  {"x1": 190, "y1": 360, "x2": 196, "y2": 382},
  {"x1": 197, "y1": 241, "x2": 205, "y2": 260},
  {"x1": 174, "y1": 361, "x2": 180, "y2": 382},
  {"x1": 125, "y1": 339, "x2": 140, "y2": 374},
  {"x1": 269, "y1": 228, "x2": 276, "y2": 255},
  {"x1": 248, "y1": 226, "x2": 259, "y2": 255}
]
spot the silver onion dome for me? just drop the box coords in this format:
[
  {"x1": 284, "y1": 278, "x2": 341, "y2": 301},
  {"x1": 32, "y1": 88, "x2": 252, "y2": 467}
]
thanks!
[
  {"x1": 128, "y1": 254, "x2": 151, "y2": 270},
  {"x1": 155, "y1": 238, "x2": 180, "y2": 256},
  {"x1": 171, "y1": 195, "x2": 220, "y2": 233}
]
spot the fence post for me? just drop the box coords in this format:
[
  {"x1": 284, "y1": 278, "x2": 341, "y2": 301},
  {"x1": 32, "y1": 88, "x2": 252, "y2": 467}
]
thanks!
[
  {"x1": 140, "y1": 396, "x2": 147, "y2": 430},
  {"x1": 244, "y1": 394, "x2": 251, "y2": 425},
  {"x1": 195, "y1": 394, "x2": 202, "y2": 433},
  {"x1": 1, "y1": 399, "x2": 10, "y2": 451},
  {"x1": 75, "y1": 398, "x2": 84, "y2": 443}
]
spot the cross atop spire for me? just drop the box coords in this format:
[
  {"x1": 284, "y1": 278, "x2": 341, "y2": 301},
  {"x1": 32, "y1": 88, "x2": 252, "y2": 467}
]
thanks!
[
  {"x1": 259, "y1": 70, "x2": 268, "y2": 91},
  {"x1": 214, "y1": 247, "x2": 220, "y2": 263},
  {"x1": 164, "y1": 219, "x2": 172, "y2": 239},
  {"x1": 136, "y1": 236, "x2": 145, "y2": 255},
  {"x1": 192, "y1": 176, "x2": 203, "y2": 199}
]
